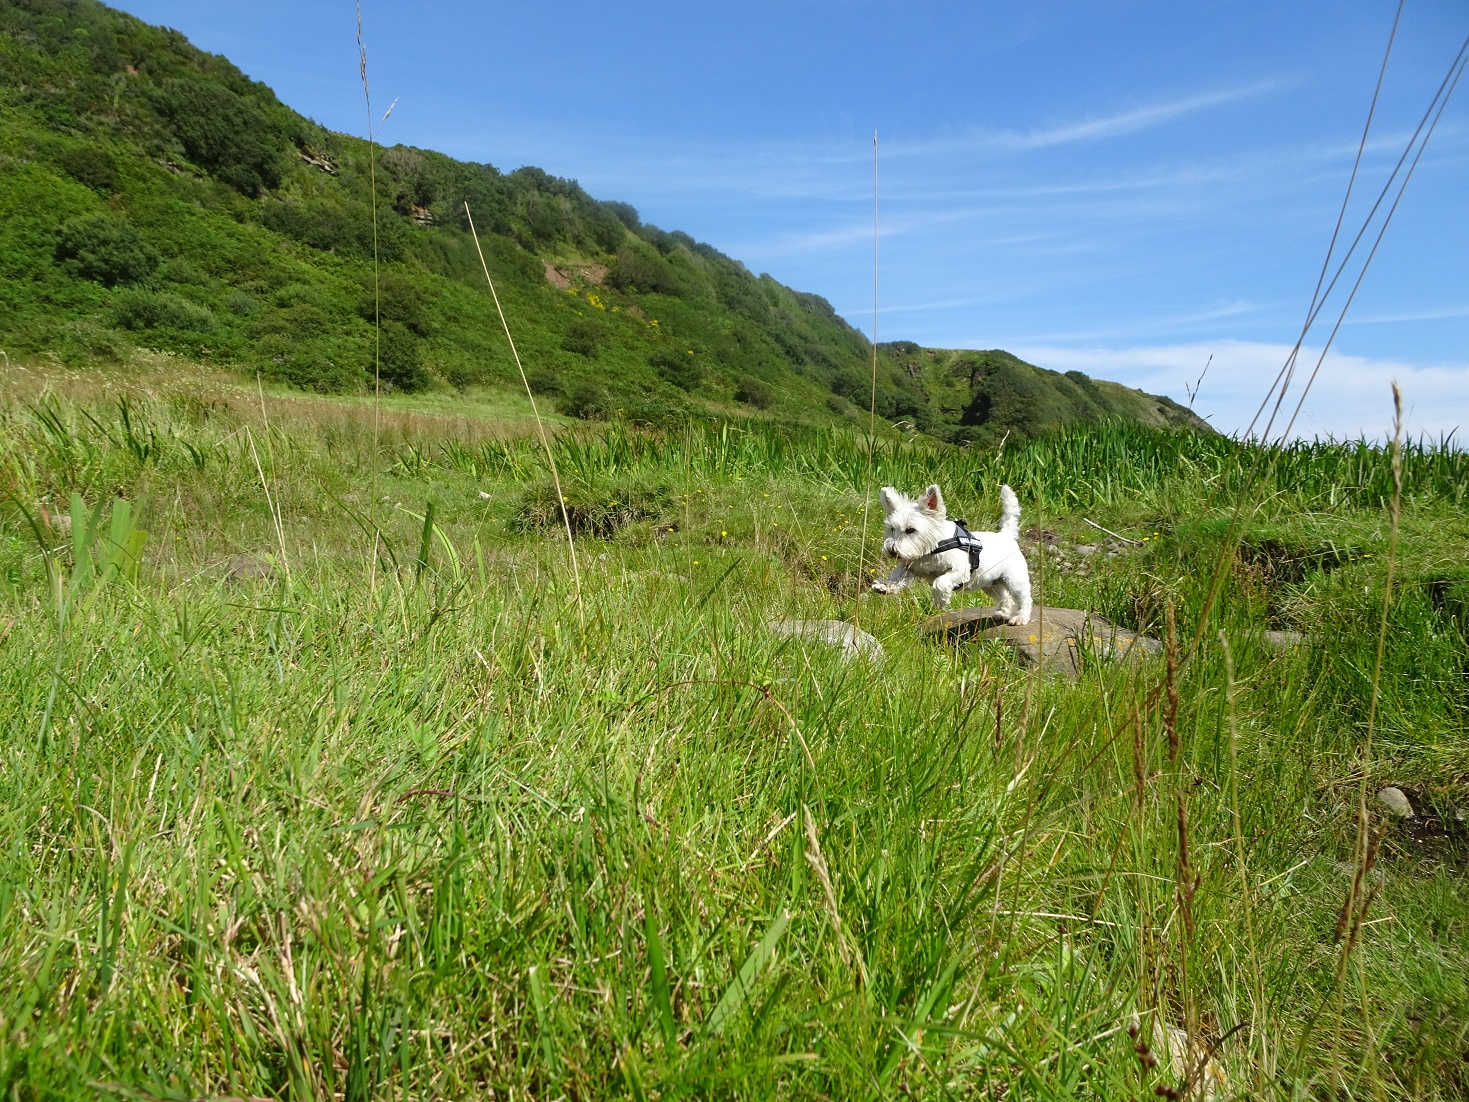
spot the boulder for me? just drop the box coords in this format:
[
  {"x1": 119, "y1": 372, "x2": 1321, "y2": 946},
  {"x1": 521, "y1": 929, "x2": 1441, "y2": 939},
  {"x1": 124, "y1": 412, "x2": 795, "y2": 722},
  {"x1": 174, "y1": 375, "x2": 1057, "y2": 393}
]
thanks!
[
  {"x1": 924, "y1": 606, "x2": 1162, "y2": 680},
  {"x1": 1376, "y1": 786, "x2": 1414, "y2": 819},
  {"x1": 224, "y1": 553, "x2": 277, "y2": 584},
  {"x1": 768, "y1": 619, "x2": 884, "y2": 662}
]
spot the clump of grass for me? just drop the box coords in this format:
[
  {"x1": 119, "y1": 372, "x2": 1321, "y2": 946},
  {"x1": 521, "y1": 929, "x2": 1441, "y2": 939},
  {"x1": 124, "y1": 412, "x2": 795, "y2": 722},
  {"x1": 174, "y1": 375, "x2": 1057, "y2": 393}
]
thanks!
[{"x1": 514, "y1": 479, "x2": 673, "y2": 539}]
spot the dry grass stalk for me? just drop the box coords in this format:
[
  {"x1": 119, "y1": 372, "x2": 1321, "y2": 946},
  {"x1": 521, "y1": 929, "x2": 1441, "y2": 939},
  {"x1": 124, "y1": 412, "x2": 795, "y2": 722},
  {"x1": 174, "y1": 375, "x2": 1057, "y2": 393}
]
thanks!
[
  {"x1": 356, "y1": 2, "x2": 385, "y2": 592},
  {"x1": 1164, "y1": 603, "x2": 1195, "y2": 938},
  {"x1": 854, "y1": 131, "x2": 880, "y2": 620},
  {"x1": 463, "y1": 203, "x2": 583, "y2": 612},
  {"x1": 803, "y1": 805, "x2": 868, "y2": 989}
]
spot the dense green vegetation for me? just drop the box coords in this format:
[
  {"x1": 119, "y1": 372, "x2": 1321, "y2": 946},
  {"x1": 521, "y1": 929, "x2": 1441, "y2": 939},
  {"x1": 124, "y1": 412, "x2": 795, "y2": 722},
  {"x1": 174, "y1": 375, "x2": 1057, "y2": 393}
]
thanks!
[
  {"x1": 0, "y1": 365, "x2": 1464, "y2": 1098},
  {"x1": 1, "y1": 0, "x2": 1205, "y2": 442}
]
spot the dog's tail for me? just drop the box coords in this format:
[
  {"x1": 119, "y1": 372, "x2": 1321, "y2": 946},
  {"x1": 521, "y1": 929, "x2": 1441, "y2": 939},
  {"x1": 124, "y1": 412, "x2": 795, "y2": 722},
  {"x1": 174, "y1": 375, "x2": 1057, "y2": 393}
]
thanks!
[{"x1": 998, "y1": 484, "x2": 1021, "y2": 540}]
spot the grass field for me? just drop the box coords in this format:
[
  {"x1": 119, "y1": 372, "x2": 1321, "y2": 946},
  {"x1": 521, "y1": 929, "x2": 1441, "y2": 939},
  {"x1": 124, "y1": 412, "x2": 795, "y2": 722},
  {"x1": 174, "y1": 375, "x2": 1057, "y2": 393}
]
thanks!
[{"x1": 1, "y1": 360, "x2": 1465, "y2": 1100}]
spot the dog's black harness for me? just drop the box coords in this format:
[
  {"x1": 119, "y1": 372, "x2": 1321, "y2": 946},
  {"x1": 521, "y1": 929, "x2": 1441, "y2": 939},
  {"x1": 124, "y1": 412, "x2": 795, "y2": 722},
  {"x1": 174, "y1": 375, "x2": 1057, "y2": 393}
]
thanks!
[{"x1": 932, "y1": 520, "x2": 984, "y2": 571}]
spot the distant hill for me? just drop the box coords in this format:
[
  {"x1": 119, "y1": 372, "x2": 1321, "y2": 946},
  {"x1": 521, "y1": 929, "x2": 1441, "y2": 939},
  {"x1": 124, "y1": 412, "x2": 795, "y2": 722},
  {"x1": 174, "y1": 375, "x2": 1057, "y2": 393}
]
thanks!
[
  {"x1": 0, "y1": 0, "x2": 1212, "y2": 441},
  {"x1": 877, "y1": 344, "x2": 1210, "y2": 445}
]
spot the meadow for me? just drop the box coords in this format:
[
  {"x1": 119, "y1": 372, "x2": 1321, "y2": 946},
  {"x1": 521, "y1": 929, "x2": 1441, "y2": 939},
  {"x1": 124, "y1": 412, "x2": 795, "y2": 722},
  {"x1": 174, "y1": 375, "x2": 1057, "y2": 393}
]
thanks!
[{"x1": 0, "y1": 360, "x2": 1465, "y2": 1100}]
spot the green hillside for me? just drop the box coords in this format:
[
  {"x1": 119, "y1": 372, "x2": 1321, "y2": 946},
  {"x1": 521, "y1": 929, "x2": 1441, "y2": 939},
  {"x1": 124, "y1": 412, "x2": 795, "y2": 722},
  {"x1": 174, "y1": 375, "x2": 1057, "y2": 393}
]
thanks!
[{"x1": 0, "y1": 0, "x2": 1208, "y2": 441}]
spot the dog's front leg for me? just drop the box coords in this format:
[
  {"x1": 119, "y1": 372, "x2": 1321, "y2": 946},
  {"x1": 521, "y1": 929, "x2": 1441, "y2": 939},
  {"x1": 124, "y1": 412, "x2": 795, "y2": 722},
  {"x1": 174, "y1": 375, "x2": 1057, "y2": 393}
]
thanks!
[
  {"x1": 871, "y1": 563, "x2": 913, "y2": 595},
  {"x1": 931, "y1": 569, "x2": 969, "y2": 609}
]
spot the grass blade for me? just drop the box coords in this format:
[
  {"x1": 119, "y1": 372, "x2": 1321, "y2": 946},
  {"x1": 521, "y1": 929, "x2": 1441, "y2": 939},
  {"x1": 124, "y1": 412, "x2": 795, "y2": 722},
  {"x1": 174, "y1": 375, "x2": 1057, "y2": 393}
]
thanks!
[{"x1": 704, "y1": 907, "x2": 790, "y2": 1037}]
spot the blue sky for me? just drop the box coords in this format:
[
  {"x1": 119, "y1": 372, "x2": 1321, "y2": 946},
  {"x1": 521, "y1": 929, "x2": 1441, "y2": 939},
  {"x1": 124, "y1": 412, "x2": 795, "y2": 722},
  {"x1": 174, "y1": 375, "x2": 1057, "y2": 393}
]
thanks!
[{"x1": 113, "y1": 0, "x2": 1469, "y2": 441}]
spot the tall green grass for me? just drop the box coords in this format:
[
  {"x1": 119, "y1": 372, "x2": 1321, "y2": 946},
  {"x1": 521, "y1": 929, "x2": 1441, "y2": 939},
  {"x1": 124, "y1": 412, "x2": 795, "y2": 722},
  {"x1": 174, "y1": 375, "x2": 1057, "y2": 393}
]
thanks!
[{"x1": 0, "y1": 378, "x2": 1465, "y2": 1099}]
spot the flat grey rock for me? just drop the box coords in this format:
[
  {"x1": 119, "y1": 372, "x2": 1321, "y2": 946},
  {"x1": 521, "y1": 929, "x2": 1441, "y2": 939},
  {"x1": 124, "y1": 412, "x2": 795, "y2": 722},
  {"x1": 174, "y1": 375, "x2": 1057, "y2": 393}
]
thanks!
[
  {"x1": 924, "y1": 606, "x2": 1162, "y2": 680},
  {"x1": 1263, "y1": 629, "x2": 1306, "y2": 650},
  {"x1": 768, "y1": 619, "x2": 883, "y2": 661}
]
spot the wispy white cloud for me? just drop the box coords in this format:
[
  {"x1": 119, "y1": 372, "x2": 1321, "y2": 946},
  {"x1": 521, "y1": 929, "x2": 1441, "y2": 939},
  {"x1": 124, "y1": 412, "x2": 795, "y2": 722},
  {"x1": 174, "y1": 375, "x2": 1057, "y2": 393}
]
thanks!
[
  {"x1": 737, "y1": 212, "x2": 1118, "y2": 263},
  {"x1": 881, "y1": 79, "x2": 1292, "y2": 159},
  {"x1": 990, "y1": 80, "x2": 1292, "y2": 152},
  {"x1": 846, "y1": 296, "x2": 994, "y2": 318},
  {"x1": 1009, "y1": 339, "x2": 1469, "y2": 441},
  {"x1": 732, "y1": 208, "x2": 994, "y2": 259},
  {"x1": 840, "y1": 289, "x2": 1050, "y2": 319},
  {"x1": 425, "y1": 78, "x2": 1302, "y2": 204},
  {"x1": 1313, "y1": 120, "x2": 1467, "y2": 162},
  {"x1": 990, "y1": 302, "x2": 1261, "y2": 345},
  {"x1": 1344, "y1": 304, "x2": 1469, "y2": 325}
]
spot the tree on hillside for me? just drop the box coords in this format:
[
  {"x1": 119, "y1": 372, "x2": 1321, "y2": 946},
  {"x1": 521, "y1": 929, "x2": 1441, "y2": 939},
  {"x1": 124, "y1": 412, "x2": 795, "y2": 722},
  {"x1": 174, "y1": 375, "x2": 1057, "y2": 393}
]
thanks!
[{"x1": 151, "y1": 77, "x2": 284, "y2": 195}]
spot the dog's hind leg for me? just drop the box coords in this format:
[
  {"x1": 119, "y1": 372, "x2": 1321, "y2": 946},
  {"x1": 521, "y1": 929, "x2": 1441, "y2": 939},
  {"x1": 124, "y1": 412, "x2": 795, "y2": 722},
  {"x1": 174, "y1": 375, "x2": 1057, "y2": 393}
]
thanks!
[
  {"x1": 988, "y1": 584, "x2": 1016, "y2": 619},
  {"x1": 1002, "y1": 571, "x2": 1033, "y2": 625}
]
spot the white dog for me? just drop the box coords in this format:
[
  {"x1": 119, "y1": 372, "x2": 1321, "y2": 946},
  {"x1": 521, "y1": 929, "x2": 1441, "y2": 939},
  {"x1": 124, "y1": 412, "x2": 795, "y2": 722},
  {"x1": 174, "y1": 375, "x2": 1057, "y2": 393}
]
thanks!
[{"x1": 871, "y1": 483, "x2": 1034, "y2": 623}]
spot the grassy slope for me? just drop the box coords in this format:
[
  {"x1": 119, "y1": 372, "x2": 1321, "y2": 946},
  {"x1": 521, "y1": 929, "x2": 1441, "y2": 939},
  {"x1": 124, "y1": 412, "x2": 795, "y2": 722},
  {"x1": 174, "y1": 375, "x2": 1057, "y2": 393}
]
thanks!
[
  {"x1": 0, "y1": 366, "x2": 1465, "y2": 1099},
  {"x1": 3, "y1": 0, "x2": 1210, "y2": 445}
]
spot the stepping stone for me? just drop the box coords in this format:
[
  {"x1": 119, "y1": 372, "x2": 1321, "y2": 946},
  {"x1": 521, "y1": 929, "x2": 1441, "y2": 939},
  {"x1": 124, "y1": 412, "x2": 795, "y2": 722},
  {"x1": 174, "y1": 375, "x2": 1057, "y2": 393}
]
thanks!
[{"x1": 924, "y1": 606, "x2": 1162, "y2": 680}]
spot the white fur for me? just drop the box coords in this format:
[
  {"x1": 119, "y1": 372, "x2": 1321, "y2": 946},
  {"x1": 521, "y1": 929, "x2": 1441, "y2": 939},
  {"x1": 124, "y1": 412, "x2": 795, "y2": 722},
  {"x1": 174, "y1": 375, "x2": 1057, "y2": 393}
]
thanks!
[{"x1": 870, "y1": 483, "x2": 1033, "y2": 623}]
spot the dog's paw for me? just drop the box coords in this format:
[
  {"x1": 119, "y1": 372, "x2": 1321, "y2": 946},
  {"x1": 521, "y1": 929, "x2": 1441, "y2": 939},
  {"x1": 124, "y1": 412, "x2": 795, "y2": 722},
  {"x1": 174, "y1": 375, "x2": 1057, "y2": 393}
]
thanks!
[
  {"x1": 870, "y1": 580, "x2": 892, "y2": 594},
  {"x1": 1007, "y1": 614, "x2": 1031, "y2": 626}
]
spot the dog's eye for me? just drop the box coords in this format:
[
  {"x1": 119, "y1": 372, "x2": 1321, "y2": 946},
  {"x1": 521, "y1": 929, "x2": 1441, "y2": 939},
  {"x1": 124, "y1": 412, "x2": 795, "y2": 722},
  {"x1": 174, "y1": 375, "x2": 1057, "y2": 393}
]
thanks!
[{"x1": 904, "y1": 527, "x2": 916, "y2": 534}]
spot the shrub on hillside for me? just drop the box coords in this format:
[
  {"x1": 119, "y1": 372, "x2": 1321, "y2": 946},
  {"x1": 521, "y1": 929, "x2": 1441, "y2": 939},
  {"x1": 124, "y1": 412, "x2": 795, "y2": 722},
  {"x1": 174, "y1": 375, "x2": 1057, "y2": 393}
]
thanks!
[
  {"x1": 160, "y1": 258, "x2": 209, "y2": 286},
  {"x1": 525, "y1": 367, "x2": 565, "y2": 397},
  {"x1": 562, "y1": 319, "x2": 605, "y2": 358},
  {"x1": 57, "y1": 320, "x2": 132, "y2": 365},
  {"x1": 251, "y1": 303, "x2": 330, "y2": 341},
  {"x1": 261, "y1": 198, "x2": 405, "y2": 262},
  {"x1": 257, "y1": 335, "x2": 361, "y2": 393},
  {"x1": 651, "y1": 350, "x2": 702, "y2": 391},
  {"x1": 373, "y1": 320, "x2": 430, "y2": 393},
  {"x1": 735, "y1": 377, "x2": 774, "y2": 409},
  {"x1": 358, "y1": 272, "x2": 431, "y2": 336},
  {"x1": 223, "y1": 289, "x2": 259, "y2": 316},
  {"x1": 603, "y1": 201, "x2": 639, "y2": 230},
  {"x1": 56, "y1": 143, "x2": 119, "y2": 194},
  {"x1": 54, "y1": 214, "x2": 158, "y2": 286},
  {"x1": 270, "y1": 283, "x2": 336, "y2": 312},
  {"x1": 620, "y1": 393, "x2": 692, "y2": 427},
  {"x1": 585, "y1": 204, "x2": 626, "y2": 253},
  {"x1": 112, "y1": 288, "x2": 216, "y2": 333},
  {"x1": 558, "y1": 379, "x2": 614, "y2": 421},
  {"x1": 607, "y1": 243, "x2": 684, "y2": 297},
  {"x1": 522, "y1": 193, "x2": 570, "y2": 243}
]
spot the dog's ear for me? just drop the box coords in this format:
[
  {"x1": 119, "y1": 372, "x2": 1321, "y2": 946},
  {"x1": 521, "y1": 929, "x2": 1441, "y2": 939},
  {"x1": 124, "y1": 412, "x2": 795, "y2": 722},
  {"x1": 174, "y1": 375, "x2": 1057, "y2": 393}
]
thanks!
[
  {"x1": 878, "y1": 486, "x2": 902, "y2": 514},
  {"x1": 921, "y1": 484, "x2": 945, "y2": 515}
]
